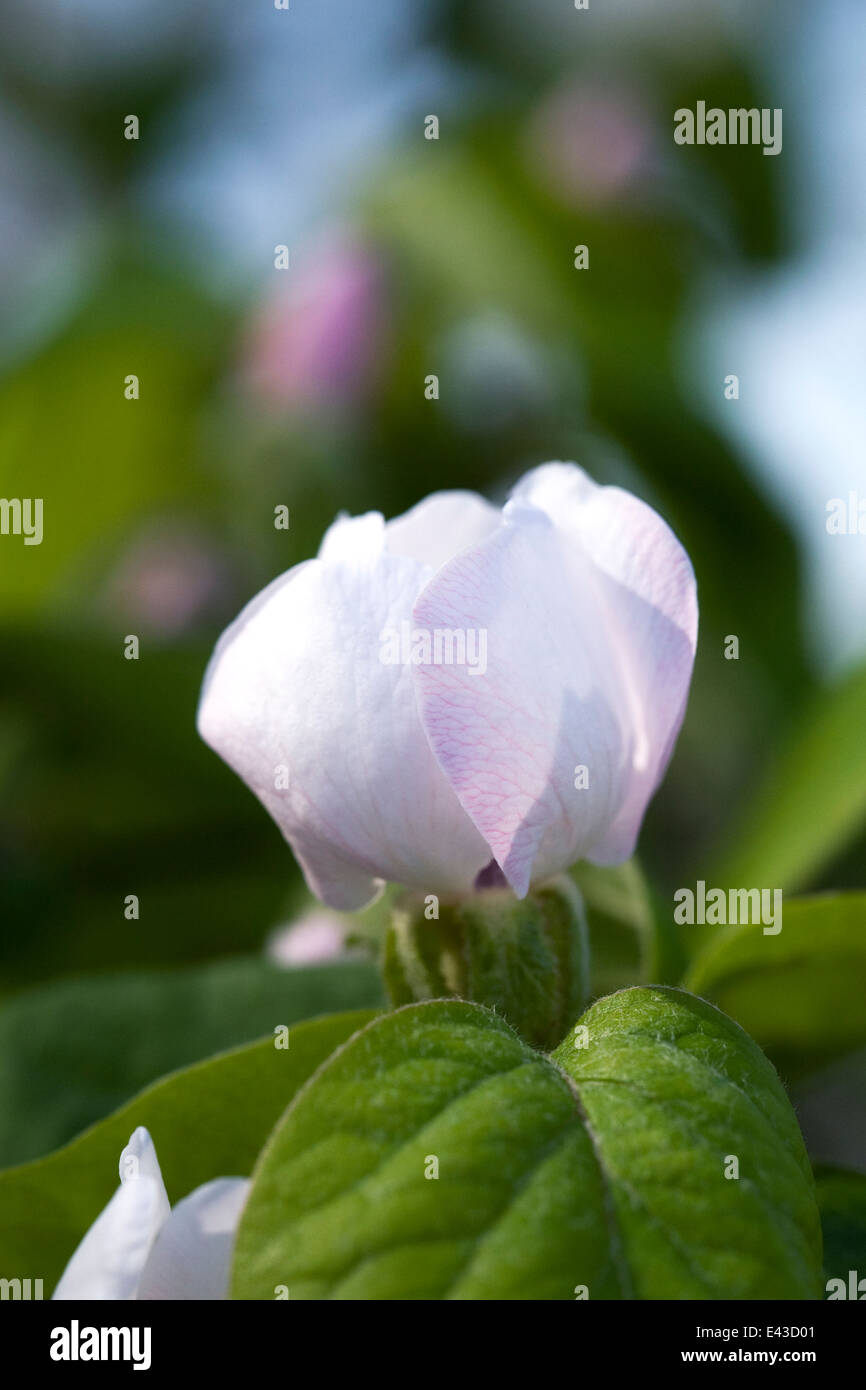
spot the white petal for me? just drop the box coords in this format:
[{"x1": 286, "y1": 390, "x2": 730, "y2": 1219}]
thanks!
[
  {"x1": 198, "y1": 516, "x2": 491, "y2": 908},
  {"x1": 412, "y1": 464, "x2": 697, "y2": 895},
  {"x1": 385, "y1": 489, "x2": 501, "y2": 571},
  {"x1": 53, "y1": 1129, "x2": 170, "y2": 1300},
  {"x1": 318, "y1": 509, "x2": 385, "y2": 563},
  {"x1": 118, "y1": 1125, "x2": 166, "y2": 1186},
  {"x1": 510, "y1": 460, "x2": 597, "y2": 511},
  {"x1": 513, "y1": 463, "x2": 698, "y2": 863},
  {"x1": 136, "y1": 1178, "x2": 250, "y2": 1301}
]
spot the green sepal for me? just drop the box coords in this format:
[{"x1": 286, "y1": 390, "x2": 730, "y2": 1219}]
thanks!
[{"x1": 383, "y1": 876, "x2": 590, "y2": 1050}]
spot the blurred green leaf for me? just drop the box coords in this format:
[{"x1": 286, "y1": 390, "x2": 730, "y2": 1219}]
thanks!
[
  {"x1": 0, "y1": 264, "x2": 228, "y2": 614},
  {"x1": 0, "y1": 626, "x2": 307, "y2": 985},
  {"x1": 570, "y1": 857, "x2": 680, "y2": 995},
  {"x1": 0, "y1": 958, "x2": 384, "y2": 1166},
  {"x1": 815, "y1": 1167, "x2": 866, "y2": 1292},
  {"x1": 684, "y1": 894, "x2": 866, "y2": 1080},
  {"x1": 714, "y1": 662, "x2": 866, "y2": 892},
  {"x1": 0, "y1": 1008, "x2": 376, "y2": 1295},
  {"x1": 792, "y1": 1047, "x2": 866, "y2": 1175}
]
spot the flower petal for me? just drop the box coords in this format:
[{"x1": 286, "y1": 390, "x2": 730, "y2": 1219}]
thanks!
[
  {"x1": 136, "y1": 1178, "x2": 250, "y2": 1301},
  {"x1": 384, "y1": 489, "x2": 500, "y2": 571},
  {"x1": 197, "y1": 516, "x2": 491, "y2": 908},
  {"x1": 318, "y1": 509, "x2": 386, "y2": 563},
  {"x1": 53, "y1": 1128, "x2": 170, "y2": 1300},
  {"x1": 514, "y1": 463, "x2": 698, "y2": 863},
  {"x1": 412, "y1": 463, "x2": 697, "y2": 896}
]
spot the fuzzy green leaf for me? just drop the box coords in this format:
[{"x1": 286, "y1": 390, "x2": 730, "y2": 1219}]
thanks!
[{"x1": 232, "y1": 988, "x2": 821, "y2": 1300}]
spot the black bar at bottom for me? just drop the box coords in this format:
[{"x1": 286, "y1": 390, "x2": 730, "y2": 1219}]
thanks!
[{"x1": 2, "y1": 1297, "x2": 860, "y2": 1375}]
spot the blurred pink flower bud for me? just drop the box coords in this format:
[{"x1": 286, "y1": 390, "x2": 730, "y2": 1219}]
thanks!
[
  {"x1": 265, "y1": 910, "x2": 354, "y2": 966},
  {"x1": 103, "y1": 523, "x2": 231, "y2": 637},
  {"x1": 526, "y1": 81, "x2": 653, "y2": 207},
  {"x1": 241, "y1": 238, "x2": 387, "y2": 413}
]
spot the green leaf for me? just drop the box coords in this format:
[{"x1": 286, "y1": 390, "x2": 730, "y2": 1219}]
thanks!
[
  {"x1": 0, "y1": 957, "x2": 384, "y2": 1167},
  {"x1": 0, "y1": 1008, "x2": 376, "y2": 1295},
  {"x1": 714, "y1": 661, "x2": 866, "y2": 892},
  {"x1": 232, "y1": 988, "x2": 821, "y2": 1300},
  {"x1": 683, "y1": 893, "x2": 866, "y2": 1080},
  {"x1": 815, "y1": 1167, "x2": 866, "y2": 1294}
]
